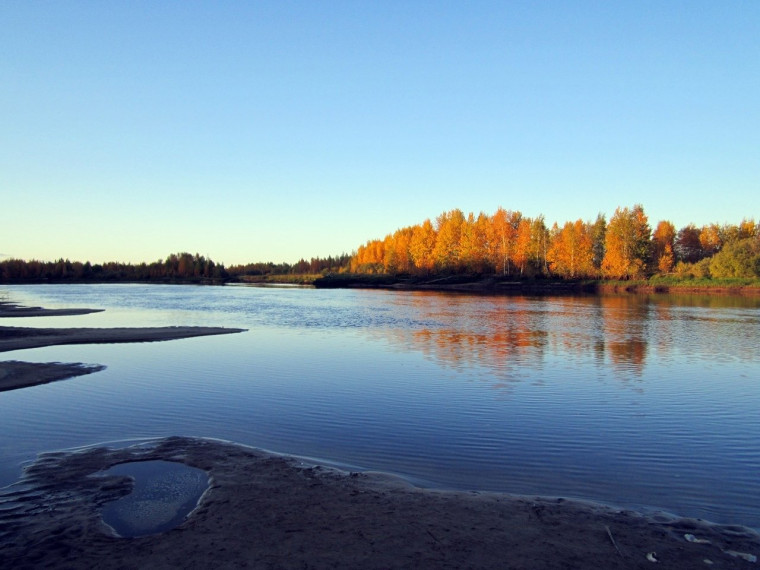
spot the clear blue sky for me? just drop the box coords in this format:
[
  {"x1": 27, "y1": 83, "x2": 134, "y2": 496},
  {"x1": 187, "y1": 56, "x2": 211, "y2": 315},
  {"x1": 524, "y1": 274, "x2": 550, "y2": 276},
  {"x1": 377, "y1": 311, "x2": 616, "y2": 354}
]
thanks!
[{"x1": 2, "y1": 1, "x2": 758, "y2": 265}]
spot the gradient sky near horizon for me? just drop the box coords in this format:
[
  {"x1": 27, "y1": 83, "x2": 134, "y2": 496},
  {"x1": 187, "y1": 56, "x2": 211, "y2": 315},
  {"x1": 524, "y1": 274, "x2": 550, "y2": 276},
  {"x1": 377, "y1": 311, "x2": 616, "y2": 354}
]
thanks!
[{"x1": 2, "y1": 1, "x2": 758, "y2": 265}]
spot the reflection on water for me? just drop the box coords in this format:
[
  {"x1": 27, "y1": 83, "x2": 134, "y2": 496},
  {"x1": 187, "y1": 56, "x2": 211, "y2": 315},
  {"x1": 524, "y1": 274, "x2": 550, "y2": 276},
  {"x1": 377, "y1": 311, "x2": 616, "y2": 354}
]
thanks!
[
  {"x1": 367, "y1": 293, "x2": 758, "y2": 389},
  {"x1": 1, "y1": 284, "x2": 759, "y2": 530}
]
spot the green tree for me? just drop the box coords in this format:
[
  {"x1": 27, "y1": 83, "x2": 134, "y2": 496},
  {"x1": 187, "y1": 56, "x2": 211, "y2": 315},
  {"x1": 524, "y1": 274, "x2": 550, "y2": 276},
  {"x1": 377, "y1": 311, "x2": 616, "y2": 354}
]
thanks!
[
  {"x1": 708, "y1": 238, "x2": 760, "y2": 278},
  {"x1": 590, "y1": 213, "x2": 606, "y2": 272}
]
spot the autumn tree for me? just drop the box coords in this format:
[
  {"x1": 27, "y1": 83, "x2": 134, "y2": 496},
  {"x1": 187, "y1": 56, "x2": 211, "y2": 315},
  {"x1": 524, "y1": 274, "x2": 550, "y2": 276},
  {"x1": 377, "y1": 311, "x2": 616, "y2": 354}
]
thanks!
[
  {"x1": 351, "y1": 239, "x2": 385, "y2": 273},
  {"x1": 547, "y1": 219, "x2": 595, "y2": 278},
  {"x1": 699, "y1": 223, "x2": 723, "y2": 256},
  {"x1": 512, "y1": 218, "x2": 533, "y2": 276},
  {"x1": 388, "y1": 227, "x2": 413, "y2": 274},
  {"x1": 529, "y1": 216, "x2": 549, "y2": 275},
  {"x1": 601, "y1": 205, "x2": 651, "y2": 279},
  {"x1": 739, "y1": 218, "x2": 758, "y2": 240},
  {"x1": 409, "y1": 219, "x2": 437, "y2": 275},
  {"x1": 459, "y1": 212, "x2": 489, "y2": 273},
  {"x1": 432, "y1": 209, "x2": 465, "y2": 272},
  {"x1": 652, "y1": 220, "x2": 676, "y2": 273},
  {"x1": 489, "y1": 207, "x2": 521, "y2": 275},
  {"x1": 474, "y1": 212, "x2": 492, "y2": 272}
]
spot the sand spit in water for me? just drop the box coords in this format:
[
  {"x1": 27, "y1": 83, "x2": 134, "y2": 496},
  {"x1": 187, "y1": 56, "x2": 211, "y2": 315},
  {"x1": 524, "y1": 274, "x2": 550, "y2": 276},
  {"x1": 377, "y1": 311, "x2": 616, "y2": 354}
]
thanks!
[
  {"x1": 1, "y1": 436, "x2": 758, "y2": 570},
  {"x1": 0, "y1": 300, "x2": 245, "y2": 392}
]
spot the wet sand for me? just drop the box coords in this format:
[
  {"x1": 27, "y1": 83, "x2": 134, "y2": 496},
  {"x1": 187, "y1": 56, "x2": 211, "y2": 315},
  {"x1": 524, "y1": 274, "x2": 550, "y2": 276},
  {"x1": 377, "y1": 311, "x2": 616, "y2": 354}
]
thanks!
[
  {"x1": 1, "y1": 436, "x2": 758, "y2": 569},
  {"x1": 0, "y1": 360, "x2": 107, "y2": 392},
  {"x1": 0, "y1": 302, "x2": 104, "y2": 318},
  {"x1": 0, "y1": 301, "x2": 245, "y2": 392},
  {"x1": 0, "y1": 324, "x2": 247, "y2": 354}
]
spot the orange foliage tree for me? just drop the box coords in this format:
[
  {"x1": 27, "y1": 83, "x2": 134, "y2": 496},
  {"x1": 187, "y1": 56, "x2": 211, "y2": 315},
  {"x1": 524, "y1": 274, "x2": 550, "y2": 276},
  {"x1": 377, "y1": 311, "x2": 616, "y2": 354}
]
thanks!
[
  {"x1": 601, "y1": 205, "x2": 651, "y2": 279},
  {"x1": 547, "y1": 219, "x2": 595, "y2": 278},
  {"x1": 652, "y1": 220, "x2": 676, "y2": 273},
  {"x1": 409, "y1": 219, "x2": 437, "y2": 275},
  {"x1": 488, "y1": 207, "x2": 521, "y2": 275},
  {"x1": 432, "y1": 209, "x2": 465, "y2": 272},
  {"x1": 343, "y1": 203, "x2": 756, "y2": 281}
]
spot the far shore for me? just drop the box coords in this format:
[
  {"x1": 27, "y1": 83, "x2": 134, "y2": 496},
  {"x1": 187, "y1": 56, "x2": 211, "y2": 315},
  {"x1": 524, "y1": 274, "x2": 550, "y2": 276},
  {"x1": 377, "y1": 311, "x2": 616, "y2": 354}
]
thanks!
[
  {"x1": 2, "y1": 436, "x2": 758, "y2": 569},
  {"x1": 309, "y1": 274, "x2": 760, "y2": 296},
  {"x1": 0, "y1": 301, "x2": 245, "y2": 392}
]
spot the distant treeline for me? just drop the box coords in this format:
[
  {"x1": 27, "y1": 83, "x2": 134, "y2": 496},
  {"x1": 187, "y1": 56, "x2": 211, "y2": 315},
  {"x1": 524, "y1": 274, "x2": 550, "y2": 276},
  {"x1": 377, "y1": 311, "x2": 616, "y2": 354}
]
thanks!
[
  {"x1": 3, "y1": 205, "x2": 758, "y2": 285},
  {"x1": 0, "y1": 253, "x2": 228, "y2": 283},
  {"x1": 227, "y1": 253, "x2": 352, "y2": 278},
  {"x1": 0, "y1": 252, "x2": 352, "y2": 283},
  {"x1": 350, "y1": 205, "x2": 760, "y2": 280}
]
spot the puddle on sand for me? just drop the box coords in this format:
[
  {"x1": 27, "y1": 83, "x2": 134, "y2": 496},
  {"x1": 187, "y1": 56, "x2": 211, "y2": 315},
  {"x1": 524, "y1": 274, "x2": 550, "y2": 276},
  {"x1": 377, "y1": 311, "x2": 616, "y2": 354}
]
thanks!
[{"x1": 100, "y1": 460, "x2": 208, "y2": 538}]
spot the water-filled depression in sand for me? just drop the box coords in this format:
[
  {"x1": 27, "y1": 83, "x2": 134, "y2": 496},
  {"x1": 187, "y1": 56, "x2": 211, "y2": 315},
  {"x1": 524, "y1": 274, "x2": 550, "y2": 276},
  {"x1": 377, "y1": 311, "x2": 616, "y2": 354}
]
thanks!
[{"x1": 99, "y1": 460, "x2": 208, "y2": 537}]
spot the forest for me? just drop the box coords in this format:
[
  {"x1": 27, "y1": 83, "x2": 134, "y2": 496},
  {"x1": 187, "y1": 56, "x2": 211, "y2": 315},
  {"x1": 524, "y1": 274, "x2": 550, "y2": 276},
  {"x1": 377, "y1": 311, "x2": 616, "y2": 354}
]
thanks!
[
  {"x1": 1, "y1": 205, "x2": 758, "y2": 284},
  {"x1": 0, "y1": 252, "x2": 350, "y2": 283},
  {"x1": 350, "y1": 205, "x2": 760, "y2": 281}
]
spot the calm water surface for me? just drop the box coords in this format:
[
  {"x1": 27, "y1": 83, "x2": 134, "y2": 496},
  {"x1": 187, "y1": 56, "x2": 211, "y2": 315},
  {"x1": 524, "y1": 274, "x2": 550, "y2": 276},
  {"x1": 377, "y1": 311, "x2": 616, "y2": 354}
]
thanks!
[{"x1": 1, "y1": 284, "x2": 759, "y2": 529}]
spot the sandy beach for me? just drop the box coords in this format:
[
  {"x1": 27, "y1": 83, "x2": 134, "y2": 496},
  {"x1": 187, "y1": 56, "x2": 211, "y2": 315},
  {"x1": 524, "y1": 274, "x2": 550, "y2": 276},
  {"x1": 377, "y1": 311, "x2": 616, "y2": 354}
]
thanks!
[{"x1": 1, "y1": 436, "x2": 758, "y2": 569}]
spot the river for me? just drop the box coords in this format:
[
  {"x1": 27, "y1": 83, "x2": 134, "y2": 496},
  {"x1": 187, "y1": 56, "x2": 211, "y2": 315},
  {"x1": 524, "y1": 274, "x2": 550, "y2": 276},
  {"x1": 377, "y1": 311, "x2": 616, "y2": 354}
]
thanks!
[{"x1": 1, "y1": 283, "x2": 759, "y2": 529}]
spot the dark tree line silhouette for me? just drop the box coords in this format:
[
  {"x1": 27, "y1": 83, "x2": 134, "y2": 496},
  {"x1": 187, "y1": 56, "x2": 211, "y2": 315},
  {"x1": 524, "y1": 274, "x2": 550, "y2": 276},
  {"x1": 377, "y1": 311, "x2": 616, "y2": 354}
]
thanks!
[{"x1": 0, "y1": 252, "x2": 353, "y2": 283}]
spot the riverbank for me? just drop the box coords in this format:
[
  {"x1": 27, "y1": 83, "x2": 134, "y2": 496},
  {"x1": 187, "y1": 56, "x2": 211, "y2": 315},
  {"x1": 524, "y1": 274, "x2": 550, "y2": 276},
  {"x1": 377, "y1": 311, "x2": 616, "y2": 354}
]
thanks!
[
  {"x1": 1, "y1": 436, "x2": 757, "y2": 569},
  {"x1": 312, "y1": 274, "x2": 760, "y2": 295}
]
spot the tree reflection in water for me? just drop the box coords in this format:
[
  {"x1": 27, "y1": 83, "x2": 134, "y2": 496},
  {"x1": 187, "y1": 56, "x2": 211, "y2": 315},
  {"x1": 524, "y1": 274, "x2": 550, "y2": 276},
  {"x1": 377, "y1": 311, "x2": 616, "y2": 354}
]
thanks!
[{"x1": 364, "y1": 292, "x2": 760, "y2": 392}]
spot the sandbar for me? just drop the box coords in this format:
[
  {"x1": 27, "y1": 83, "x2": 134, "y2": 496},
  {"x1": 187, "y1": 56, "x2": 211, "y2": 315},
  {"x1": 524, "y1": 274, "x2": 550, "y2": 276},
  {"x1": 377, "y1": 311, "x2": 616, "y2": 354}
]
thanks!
[
  {"x1": 0, "y1": 360, "x2": 107, "y2": 392},
  {"x1": 0, "y1": 325, "x2": 247, "y2": 354},
  {"x1": 1, "y1": 436, "x2": 758, "y2": 569},
  {"x1": 0, "y1": 301, "x2": 104, "y2": 318},
  {"x1": 0, "y1": 301, "x2": 245, "y2": 391}
]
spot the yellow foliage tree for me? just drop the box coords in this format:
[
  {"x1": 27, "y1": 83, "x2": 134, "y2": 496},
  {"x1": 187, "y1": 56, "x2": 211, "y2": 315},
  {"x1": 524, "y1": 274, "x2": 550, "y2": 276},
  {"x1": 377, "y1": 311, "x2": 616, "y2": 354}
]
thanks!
[
  {"x1": 547, "y1": 219, "x2": 595, "y2": 278},
  {"x1": 652, "y1": 220, "x2": 676, "y2": 273},
  {"x1": 601, "y1": 205, "x2": 651, "y2": 279},
  {"x1": 409, "y1": 219, "x2": 437, "y2": 275}
]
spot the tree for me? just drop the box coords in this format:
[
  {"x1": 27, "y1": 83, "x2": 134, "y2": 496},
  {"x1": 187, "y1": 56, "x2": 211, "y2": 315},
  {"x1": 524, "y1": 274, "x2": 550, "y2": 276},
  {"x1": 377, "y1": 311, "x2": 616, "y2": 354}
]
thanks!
[
  {"x1": 529, "y1": 216, "x2": 550, "y2": 276},
  {"x1": 459, "y1": 212, "x2": 489, "y2": 273},
  {"x1": 547, "y1": 219, "x2": 595, "y2": 278},
  {"x1": 699, "y1": 223, "x2": 723, "y2": 256},
  {"x1": 409, "y1": 219, "x2": 437, "y2": 275},
  {"x1": 652, "y1": 220, "x2": 676, "y2": 273},
  {"x1": 739, "y1": 218, "x2": 757, "y2": 240},
  {"x1": 590, "y1": 213, "x2": 606, "y2": 272},
  {"x1": 488, "y1": 207, "x2": 521, "y2": 275},
  {"x1": 601, "y1": 205, "x2": 651, "y2": 279},
  {"x1": 391, "y1": 227, "x2": 414, "y2": 274},
  {"x1": 675, "y1": 225, "x2": 704, "y2": 263},
  {"x1": 708, "y1": 238, "x2": 760, "y2": 278},
  {"x1": 432, "y1": 209, "x2": 465, "y2": 271},
  {"x1": 512, "y1": 218, "x2": 533, "y2": 275}
]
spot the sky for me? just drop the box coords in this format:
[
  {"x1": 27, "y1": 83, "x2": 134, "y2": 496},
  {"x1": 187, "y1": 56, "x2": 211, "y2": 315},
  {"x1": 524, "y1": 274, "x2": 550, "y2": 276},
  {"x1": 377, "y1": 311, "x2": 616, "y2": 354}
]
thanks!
[{"x1": 1, "y1": 1, "x2": 758, "y2": 265}]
